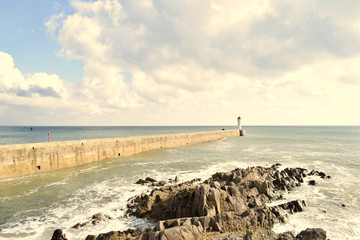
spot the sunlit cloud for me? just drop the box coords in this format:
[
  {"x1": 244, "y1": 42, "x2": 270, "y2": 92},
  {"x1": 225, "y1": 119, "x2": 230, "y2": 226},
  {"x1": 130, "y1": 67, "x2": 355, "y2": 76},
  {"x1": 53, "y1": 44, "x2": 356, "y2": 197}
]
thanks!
[{"x1": 2, "y1": 0, "x2": 360, "y2": 125}]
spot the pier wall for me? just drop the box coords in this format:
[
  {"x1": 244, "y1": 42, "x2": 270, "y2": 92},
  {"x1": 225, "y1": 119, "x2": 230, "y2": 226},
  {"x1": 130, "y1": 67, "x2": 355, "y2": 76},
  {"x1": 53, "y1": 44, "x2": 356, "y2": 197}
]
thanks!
[{"x1": 0, "y1": 129, "x2": 240, "y2": 180}]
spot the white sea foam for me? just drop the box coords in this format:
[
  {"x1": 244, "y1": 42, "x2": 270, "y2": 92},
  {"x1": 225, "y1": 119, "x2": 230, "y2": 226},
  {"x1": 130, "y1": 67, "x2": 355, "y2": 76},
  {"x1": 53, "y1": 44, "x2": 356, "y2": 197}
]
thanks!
[
  {"x1": 1, "y1": 177, "x2": 153, "y2": 240},
  {"x1": 270, "y1": 168, "x2": 360, "y2": 239}
]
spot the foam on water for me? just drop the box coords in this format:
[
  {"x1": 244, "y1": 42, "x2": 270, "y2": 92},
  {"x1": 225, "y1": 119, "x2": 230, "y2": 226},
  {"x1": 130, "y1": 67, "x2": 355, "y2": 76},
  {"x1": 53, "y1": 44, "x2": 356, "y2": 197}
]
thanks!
[
  {"x1": 0, "y1": 171, "x2": 155, "y2": 239},
  {"x1": 269, "y1": 163, "x2": 360, "y2": 239}
]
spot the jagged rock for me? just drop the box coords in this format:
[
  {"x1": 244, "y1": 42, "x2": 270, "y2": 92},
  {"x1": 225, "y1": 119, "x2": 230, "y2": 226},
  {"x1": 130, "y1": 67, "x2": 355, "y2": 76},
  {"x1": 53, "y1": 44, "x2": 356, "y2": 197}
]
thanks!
[
  {"x1": 72, "y1": 213, "x2": 111, "y2": 229},
  {"x1": 126, "y1": 166, "x2": 310, "y2": 221},
  {"x1": 136, "y1": 179, "x2": 149, "y2": 184},
  {"x1": 83, "y1": 165, "x2": 329, "y2": 240},
  {"x1": 92, "y1": 213, "x2": 102, "y2": 220},
  {"x1": 278, "y1": 200, "x2": 306, "y2": 214},
  {"x1": 73, "y1": 222, "x2": 88, "y2": 229},
  {"x1": 150, "y1": 208, "x2": 279, "y2": 240},
  {"x1": 151, "y1": 180, "x2": 167, "y2": 187},
  {"x1": 277, "y1": 231, "x2": 296, "y2": 240},
  {"x1": 135, "y1": 177, "x2": 161, "y2": 185},
  {"x1": 145, "y1": 177, "x2": 157, "y2": 182},
  {"x1": 88, "y1": 230, "x2": 134, "y2": 240},
  {"x1": 295, "y1": 228, "x2": 327, "y2": 240},
  {"x1": 308, "y1": 170, "x2": 329, "y2": 179},
  {"x1": 85, "y1": 235, "x2": 96, "y2": 240}
]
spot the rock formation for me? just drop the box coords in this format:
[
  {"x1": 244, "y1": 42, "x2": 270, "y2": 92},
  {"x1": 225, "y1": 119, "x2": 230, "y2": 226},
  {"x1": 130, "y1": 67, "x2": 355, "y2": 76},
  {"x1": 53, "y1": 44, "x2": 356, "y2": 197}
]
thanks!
[{"x1": 81, "y1": 164, "x2": 328, "y2": 240}]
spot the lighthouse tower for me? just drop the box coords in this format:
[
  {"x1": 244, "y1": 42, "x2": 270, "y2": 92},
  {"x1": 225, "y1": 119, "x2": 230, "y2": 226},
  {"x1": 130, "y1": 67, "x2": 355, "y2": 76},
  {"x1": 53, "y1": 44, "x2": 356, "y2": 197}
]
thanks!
[
  {"x1": 237, "y1": 116, "x2": 241, "y2": 129},
  {"x1": 237, "y1": 116, "x2": 245, "y2": 136}
]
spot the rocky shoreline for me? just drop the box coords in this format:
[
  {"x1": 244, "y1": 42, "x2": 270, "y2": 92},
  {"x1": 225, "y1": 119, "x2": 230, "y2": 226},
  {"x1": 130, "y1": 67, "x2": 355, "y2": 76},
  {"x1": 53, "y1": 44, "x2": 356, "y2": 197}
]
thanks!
[{"x1": 75, "y1": 164, "x2": 329, "y2": 240}]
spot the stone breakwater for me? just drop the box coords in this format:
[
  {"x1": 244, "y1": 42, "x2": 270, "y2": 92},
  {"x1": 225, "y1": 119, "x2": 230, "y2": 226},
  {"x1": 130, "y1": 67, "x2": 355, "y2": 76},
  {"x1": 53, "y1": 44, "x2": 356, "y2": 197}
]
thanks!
[
  {"x1": 0, "y1": 129, "x2": 240, "y2": 180},
  {"x1": 79, "y1": 164, "x2": 329, "y2": 240}
]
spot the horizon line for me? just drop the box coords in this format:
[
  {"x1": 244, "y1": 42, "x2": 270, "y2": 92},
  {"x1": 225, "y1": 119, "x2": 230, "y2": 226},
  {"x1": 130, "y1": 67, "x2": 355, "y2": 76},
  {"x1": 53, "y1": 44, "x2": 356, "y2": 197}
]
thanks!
[{"x1": 0, "y1": 124, "x2": 359, "y2": 127}]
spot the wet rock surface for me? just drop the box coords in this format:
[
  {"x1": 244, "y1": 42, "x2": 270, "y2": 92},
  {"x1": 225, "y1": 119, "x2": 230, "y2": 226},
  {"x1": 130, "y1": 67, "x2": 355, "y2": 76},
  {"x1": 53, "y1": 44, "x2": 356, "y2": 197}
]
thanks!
[
  {"x1": 82, "y1": 164, "x2": 328, "y2": 240},
  {"x1": 73, "y1": 213, "x2": 112, "y2": 229}
]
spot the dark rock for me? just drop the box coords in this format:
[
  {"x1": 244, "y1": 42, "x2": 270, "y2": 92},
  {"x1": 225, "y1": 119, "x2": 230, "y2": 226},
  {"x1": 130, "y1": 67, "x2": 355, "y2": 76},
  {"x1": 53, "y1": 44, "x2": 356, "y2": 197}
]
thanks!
[
  {"x1": 158, "y1": 180, "x2": 166, "y2": 186},
  {"x1": 85, "y1": 235, "x2": 96, "y2": 240},
  {"x1": 72, "y1": 223, "x2": 82, "y2": 229},
  {"x1": 145, "y1": 177, "x2": 157, "y2": 182},
  {"x1": 308, "y1": 170, "x2": 328, "y2": 180},
  {"x1": 295, "y1": 228, "x2": 327, "y2": 240},
  {"x1": 72, "y1": 213, "x2": 111, "y2": 229},
  {"x1": 278, "y1": 200, "x2": 306, "y2": 214},
  {"x1": 277, "y1": 231, "x2": 296, "y2": 240},
  {"x1": 318, "y1": 172, "x2": 326, "y2": 179},
  {"x1": 91, "y1": 230, "x2": 134, "y2": 240},
  {"x1": 308, "y1": 180, "x2": 316, "y2": 186},
  {"x1": 190, "y1": 178, "x2": 201, "y2": 183},
  {"x1": 136, "y1": 179, "x2": 149, "y2": 184},
  {"x1": 272, "y1": 163, "x2": 282, "y2": 168},
  {"x1": 92, "y1": 213, "x2": 103, "y2": 221},
  {"x1": 341, "y1": 203, "x2": 346, "y2": 207},
  {"x1": 72, "y1": 221, "x2": 89, "y2": 229}
]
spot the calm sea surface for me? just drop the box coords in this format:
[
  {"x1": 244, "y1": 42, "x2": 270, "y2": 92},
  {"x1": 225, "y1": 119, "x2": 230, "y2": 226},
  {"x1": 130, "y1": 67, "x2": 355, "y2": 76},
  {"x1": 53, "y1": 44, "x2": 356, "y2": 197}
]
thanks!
[{"x1": 0, "y1": 126, "x2": 359, "y2": 239}]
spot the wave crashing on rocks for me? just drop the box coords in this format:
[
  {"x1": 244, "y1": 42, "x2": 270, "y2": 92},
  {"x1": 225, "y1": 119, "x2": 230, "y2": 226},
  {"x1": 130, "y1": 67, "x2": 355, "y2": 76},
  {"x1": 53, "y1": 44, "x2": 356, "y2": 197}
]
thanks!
[{"x1": 79, "y1": 164, "x2": 329, "y2": 240}]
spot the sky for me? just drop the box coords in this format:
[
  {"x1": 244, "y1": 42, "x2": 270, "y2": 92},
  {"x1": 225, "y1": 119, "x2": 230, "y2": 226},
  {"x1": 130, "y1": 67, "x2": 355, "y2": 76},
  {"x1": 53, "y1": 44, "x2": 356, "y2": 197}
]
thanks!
[{"x1": 1, "y1": 0, "x2": 360, "y2": 126}]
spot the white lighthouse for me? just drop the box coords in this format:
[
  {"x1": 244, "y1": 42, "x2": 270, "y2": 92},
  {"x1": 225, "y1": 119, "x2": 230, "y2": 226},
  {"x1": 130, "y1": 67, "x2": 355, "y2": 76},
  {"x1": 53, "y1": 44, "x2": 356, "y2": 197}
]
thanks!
[
  {"x1": 237, "y1": 116, "x2": 241, "y2": 129},
  {"x1": 237, "y1": 116, "x2": 245, "y2": 136}
]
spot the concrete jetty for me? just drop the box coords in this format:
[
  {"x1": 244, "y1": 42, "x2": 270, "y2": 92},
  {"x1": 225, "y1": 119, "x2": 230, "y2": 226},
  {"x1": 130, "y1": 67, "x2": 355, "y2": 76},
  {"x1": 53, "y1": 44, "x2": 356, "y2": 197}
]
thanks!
[{"x1": 0, "y1": 129, "x2": 242, "y2": 180}]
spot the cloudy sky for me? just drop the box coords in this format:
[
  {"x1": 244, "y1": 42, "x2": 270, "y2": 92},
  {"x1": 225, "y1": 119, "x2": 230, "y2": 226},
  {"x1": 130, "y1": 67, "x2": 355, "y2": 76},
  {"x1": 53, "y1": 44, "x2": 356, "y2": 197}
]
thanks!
[{"x1": 1, "y1": 0, "x2": 359, "y2": 126}]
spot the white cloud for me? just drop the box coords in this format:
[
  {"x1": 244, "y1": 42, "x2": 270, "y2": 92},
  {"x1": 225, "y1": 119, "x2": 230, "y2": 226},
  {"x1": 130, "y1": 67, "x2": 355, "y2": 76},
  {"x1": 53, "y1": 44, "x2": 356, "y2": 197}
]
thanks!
[
  {"x1": 59, "y1": 14, "x2": 108, "y2": 61},
  {"x1": 0, "y1": 51, "x2": 69, "y2": 108},
  {"x1": 0, "y1": 52, "x2": 26, "y2": 89},
  {"x1": 45, "y1": 12, "x2": 65, "y2": 36},
  {"x1": 3, "y1": 0, "x2": 360, "y2": 125},
  {"x1": 80, "y1": 62, "x2": 143, "y2": 112}
]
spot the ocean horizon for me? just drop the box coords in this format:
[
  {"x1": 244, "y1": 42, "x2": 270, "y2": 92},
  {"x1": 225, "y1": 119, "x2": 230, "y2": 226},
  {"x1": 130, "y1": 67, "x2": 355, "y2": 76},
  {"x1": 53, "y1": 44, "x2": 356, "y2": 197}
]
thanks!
[
  {"x1": 0, "y1": 126, "x2": 359, "y2": 239},
  {"x1": 1, "y1": 125, "x2": 358, "y2": 145}
]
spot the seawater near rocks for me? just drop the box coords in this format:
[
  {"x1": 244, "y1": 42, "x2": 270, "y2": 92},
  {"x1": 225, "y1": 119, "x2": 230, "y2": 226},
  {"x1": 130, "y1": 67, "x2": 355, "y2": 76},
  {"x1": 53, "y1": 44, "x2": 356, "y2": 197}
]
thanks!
[{"x1": 81, "y1": 164, "x2": 329, "y2": 240}]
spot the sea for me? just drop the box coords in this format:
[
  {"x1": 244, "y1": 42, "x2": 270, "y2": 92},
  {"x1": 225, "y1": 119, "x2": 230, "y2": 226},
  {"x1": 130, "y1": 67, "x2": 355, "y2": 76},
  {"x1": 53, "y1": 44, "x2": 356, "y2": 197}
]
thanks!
[{"x1": 0, "y1": 126, "x2": 359, "y2": 240}]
